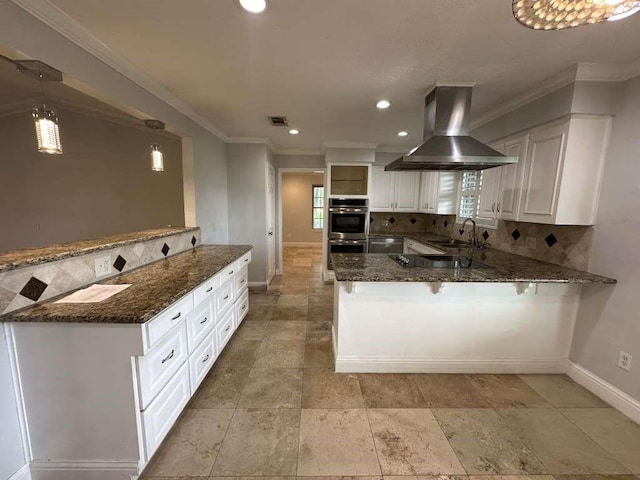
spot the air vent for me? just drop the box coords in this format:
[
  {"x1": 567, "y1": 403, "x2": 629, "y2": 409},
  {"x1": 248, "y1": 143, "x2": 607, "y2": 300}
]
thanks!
[
  {"x1": 268, "y1": 116, "x2": 288, "y2": 126},
  {"x1": 144, "y1": 119, "x2": 166, "y2": 130}
]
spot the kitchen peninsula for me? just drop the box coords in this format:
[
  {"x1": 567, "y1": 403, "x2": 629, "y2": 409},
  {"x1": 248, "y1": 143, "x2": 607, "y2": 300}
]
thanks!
[
  {"x1": 0, "y1": 228, "x2": 252, "y2": 479},
  {"x1": 331, "y1": 234, "x2": 615, "y2": 374}
]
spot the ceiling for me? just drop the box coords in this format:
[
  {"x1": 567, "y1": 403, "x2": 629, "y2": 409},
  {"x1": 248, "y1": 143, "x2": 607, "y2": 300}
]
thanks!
[{"x1": 41, "y1": 0, "x2": 640, "y2": 153}]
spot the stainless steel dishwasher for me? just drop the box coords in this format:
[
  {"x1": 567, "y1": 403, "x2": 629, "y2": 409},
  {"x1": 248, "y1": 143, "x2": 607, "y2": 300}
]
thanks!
[{"x1": 368, "y1": 236, "x2": 404, "y2": 254}]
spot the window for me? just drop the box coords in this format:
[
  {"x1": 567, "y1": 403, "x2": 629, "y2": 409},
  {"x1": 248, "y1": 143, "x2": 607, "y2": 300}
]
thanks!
[
  {"x1": 458, "y1": 171, "x2": 483, "y2": 220},
  {"x1": 312, "y1": 185, "x2": 324, "y2": 229}
]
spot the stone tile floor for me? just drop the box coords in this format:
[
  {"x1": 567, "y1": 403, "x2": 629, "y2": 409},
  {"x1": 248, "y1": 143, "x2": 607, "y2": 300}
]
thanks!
[{"x1": 143, "y1": 246, "x2": 640, "y2": 480}]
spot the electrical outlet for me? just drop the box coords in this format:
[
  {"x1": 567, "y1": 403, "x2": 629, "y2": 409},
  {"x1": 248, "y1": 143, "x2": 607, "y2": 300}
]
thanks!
[
  {"x1": 618, "y1": 351, "x2": 632, "y2": 371},
  {"x1": 94, "y1": 256, "x2": 111, "y2": 277},
  {"x1": 526, "y1": 236, "x2": 537, "y2": 249}
]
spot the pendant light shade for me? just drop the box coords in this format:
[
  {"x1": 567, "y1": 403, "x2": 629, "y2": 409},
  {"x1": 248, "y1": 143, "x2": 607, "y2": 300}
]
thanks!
[
  {"x1": 151, "y1": 144, "x2": 164, "y2": 172},
  {"x1": 513, "y1": 0, "x2": 640, "y2": 30},
  {"x1": 32, "y1": 105, "x2": 63, "y2": 154}
]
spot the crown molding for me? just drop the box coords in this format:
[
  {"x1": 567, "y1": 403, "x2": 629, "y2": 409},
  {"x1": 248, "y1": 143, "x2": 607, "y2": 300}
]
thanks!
[
  {"x1": 375, "y1": 145, "x2": 411, "y2": 154},
  {"x1": 322, "y1": 141, "x2": 379, "y2": 151},
  {"x1": 11, "y1": 0, "x2": 230, "y2": 142},
  {"x1": 226, "y1": 136, "x2": 278, "y2": 154},
  {"x1": 471, "y1": 64, "x2": 578, "y2": 129},
  {"x1": 575, "y1": 62, "x2": 640, "y2": 82},
  {"x1": 274, "y1": 149, "x2": 324, "y2": 156},
  {"x1": 472, "y1": 62, "x2": 640, "y2": 130}
]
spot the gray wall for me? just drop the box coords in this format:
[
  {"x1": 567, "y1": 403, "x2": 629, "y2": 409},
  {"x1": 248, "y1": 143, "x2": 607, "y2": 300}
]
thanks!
[
  {"x1": 0, "y1": 108, "x2": 183, "y2": 252},
  {"x1": 274, "y1": 153, "x2": 324, "y2": 169},
  {"x1": 570, "y1": 74, "x2": 640, "y2": 402},
  {"x1": 282, "y1": 173, "x2": 324, "y2": 244},
  {"x1": 227, "y1": 144, "x2": 268, "y2": 285}
]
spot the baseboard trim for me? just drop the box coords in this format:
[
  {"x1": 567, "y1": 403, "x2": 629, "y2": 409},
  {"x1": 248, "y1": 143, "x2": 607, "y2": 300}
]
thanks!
[
  {"x1": 283, "y1": 242, "x2": 322, "y2": 247},
  {"x1": 248, "y1": 281, "x2": 267, "y2": 289},
  {"x1": 334, "y1": 357, "x2": 566, "y2": 374},
  {"x1": 8, "y1": 464, "x2": 31, "y2": 480},
  {"x1": 29, "y1": 460, "x2": 138, "y2": 480},
  {"x1": 565, "y1": 361, "x2": 640, "y2": 424}
]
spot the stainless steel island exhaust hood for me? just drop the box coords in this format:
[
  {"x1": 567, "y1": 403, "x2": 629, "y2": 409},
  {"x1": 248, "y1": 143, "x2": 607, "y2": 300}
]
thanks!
[{"x1": 385, "y1": 85, "x2": 517, "y2": 171}]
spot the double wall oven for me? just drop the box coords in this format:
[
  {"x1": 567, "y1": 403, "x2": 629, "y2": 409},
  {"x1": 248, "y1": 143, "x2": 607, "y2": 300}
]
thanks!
[{"x1": 327, "y1": 198, "x2": 368, "y2": 270}]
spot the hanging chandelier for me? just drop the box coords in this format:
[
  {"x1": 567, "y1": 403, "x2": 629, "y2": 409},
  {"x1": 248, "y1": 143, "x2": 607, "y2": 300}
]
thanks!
[
  {"x1": 513, "y1": 0, "x2": 640, "y2": 30},
  {"x1": 150, "y1": 144, "x2": 164, "y2": 172}
]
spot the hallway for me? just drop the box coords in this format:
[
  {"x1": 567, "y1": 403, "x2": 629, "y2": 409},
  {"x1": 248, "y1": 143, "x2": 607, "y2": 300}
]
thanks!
[{"x1": 142, "y1": 246, "x2": 640, "y2": 479}]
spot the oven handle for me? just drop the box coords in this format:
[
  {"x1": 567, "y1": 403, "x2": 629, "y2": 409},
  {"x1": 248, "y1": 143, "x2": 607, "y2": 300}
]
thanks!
[
  {"x1": 329, "y1": 207, "x2": 368, "y2": 213},
  {"x1": 328, "y1": 239, "x2": 367, "y2": 245}
]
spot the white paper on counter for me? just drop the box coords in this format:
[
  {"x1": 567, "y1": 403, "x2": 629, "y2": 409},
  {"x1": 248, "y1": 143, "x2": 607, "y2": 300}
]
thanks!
[{"x1": 55, "y1": 284, "x2": 131, "y2": 303}]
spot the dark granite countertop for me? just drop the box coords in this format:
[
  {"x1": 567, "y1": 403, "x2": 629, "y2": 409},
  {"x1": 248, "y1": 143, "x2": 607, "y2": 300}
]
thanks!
[
  {"x1": 0, "y1": 227, "x2": 199, "y2": 273},
  {"x1": 335, "y1": 233, "x2": 615, "y2": 284},
  {"x1": 1, "y1": 245, "x2": 252, "y2": 324}
]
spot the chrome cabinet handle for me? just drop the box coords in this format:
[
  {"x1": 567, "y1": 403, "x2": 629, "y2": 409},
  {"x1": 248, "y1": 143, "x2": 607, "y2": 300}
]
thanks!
[
  {"x1": 491, "y1": 202, "x2": 496, "y2": 212},
  {"x1": 241, "y1": 279, "x2": 245, "y2": 284},
  {"x1": 202, "y1": 354, "x2": 210, "y2": 363},
  {"x1": 229, "y1": 270, "x2": 234, "y2": 275},
  {"x1": 241, "y1": 304, "x2": 246, "y2": 310},
  {"x1": 200, "y1": 316, "x2": 208, "y2": 324},
  {"x1": 171, "y1": 312, "x2": 181, "y2": 321},
  {"x1": 224, "y1": 324, "x2": 231, "y2": 332},
  {"x1": 497, "y1": 202, "x2": 501, "y2": 213},
  {"x1": 206, "y1": 286, "x2": 213, "y2": 293},
  {"x1": 244, "y1": 258, "x2": 249, "y2": 262},
  {"x1": 161, "y1": 349, "x2": 175, "y2": 364},
  {"x1": 224, "y1": 295, "x2": 229, "y2": 300}
]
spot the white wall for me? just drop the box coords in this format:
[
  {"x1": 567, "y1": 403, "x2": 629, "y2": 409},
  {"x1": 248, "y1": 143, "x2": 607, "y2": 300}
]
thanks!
[
  {"x1": 274, "y1": 154, "x2": 324, "y2": 169},
  {"x1": 570, "y1": 74, "x2": 640, "y2": 402},
  {"x1": 282, "y1": 173, "x2": 324, "y2": 244},
  {"x1": 227, "y1": 143, "x2": 269, "y2": 285}
]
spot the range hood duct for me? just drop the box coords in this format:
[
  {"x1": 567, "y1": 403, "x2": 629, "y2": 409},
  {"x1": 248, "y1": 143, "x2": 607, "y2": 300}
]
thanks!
[{"x1": 385, "y1": 86, "x2": 517, "y2": 171}]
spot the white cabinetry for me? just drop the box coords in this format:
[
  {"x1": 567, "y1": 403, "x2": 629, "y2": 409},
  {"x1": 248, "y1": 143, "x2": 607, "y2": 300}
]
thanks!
[
  {"x1": 10, "y1": 248, "x2": 252, "y2": 479},
  {"x1": 475, "y1": 134, "x2": 528, "y2": 227},
  {"x1": 371, "y1": 167, "x2": 420, "y2": 212},
  {"x1": 519, "y1": 116, "x2": 610, "y2": 225},
  {"x1": 418, "y1": 172, "x2": 459, "y2": 214}
]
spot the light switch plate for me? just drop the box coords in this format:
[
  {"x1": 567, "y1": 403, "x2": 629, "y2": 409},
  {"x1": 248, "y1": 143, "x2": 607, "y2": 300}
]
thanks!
[{"x1": 94, "y1": 256, "x2": 111, "y2": 277}]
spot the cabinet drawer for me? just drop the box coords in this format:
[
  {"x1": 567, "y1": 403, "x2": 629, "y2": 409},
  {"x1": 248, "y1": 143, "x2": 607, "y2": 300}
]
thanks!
[
  {"x1": 189, "y1": 331, "x2": 216, "y2": 393},
  {"x1": 234, "y1": 266, "x2": 248, "y2": 295},
  {"x1": 145, "y1": 294, "x2": 194, "y2": 351},
  {"x1": 193, "y1": 274, "x2": 221, "y2": 307},
  {"x1": 218, "y1": 262, "x2": 239, "y2": 284},
  {"x1": 216, "y1": 309, "x2": 235, "y2": 353},
  {"x1": 238, "y1": 250, "x2": 252, "y2": 268},
  {"x1": 186, "y1": 300, "x2": 215, "y2": 353},
  {"x1": 141, "y1": 362, "x2": 190, "y2": 459},
  {"x1": 138, "y1": 322, "x2": 189, "y2": 410},
  {"x1": 235, "y1": 290, "x2": 249, "y2": 328},
  {"x1": 214, "y1": 279, "x2": 235, "y2": 316}
]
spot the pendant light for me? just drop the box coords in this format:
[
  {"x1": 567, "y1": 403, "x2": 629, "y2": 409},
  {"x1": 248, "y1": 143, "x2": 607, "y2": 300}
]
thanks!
[
  {"x1": 513, "y1": 0, "x2": 640, "y2": 30},
  {"x1": 32, "y1": 105, "x2": 63, "y2": 154},
  {"x1": 15, "y1": 60, "x2": 64, "y2": 154},
  {"x1": 144, "y1": 120, "x2": 166, "y2": 172},
  {"x1": 150, "y1": 144, "x2": 164, "y2": 172}
]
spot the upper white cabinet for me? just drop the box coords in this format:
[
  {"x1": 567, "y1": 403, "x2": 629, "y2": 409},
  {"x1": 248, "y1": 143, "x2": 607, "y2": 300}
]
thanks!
[
  {"x1": 418, "y1": 172, "x2": 459, "y2": 215},
  {"x1": 475, "y1": 134, "x2": 529, "y2": 227},
  {"x1": 370, "y1": 167, "x2": 420, "y2": 212},
  {"x1": 519, "y1": 116, "x2": 611, "y2": 225}
]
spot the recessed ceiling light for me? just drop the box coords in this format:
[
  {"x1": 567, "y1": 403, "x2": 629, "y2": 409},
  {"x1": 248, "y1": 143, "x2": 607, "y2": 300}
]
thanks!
[
  {"x1": 397, "y1": 131, "x2": 408, "y2": 137},
  {"x1": 289, "y1": 129, "x2": 300, "y2": 135},
  {"x1": 376, "y1": 100, "x2": 391, "y2": 110},
  {"x1": 238, "y1": 0, "x2": 267, "y2": 14}
]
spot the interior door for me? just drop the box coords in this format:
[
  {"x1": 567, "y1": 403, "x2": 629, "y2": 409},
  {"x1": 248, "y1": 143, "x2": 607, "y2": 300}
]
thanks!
[{"x1": 266, "y1": 163, "x2": 276, "y2": 284}]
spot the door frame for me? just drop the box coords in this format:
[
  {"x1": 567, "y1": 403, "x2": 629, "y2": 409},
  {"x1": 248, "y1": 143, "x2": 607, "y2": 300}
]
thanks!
[{"x1": 276, "y1": 167, "x2": 326, "y2": 275}]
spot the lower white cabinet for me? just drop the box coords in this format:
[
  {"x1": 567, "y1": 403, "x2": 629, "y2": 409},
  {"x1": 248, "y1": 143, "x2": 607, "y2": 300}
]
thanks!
[
  {"x1": 188, "y1": 330, "x2": 216, "y2": 393},
  {"x1": 9, "y1": 248, "x2": 253, "y2": 480},
  {"x1": 141, "y1": 362, "x2": 191, "y2": 458}
]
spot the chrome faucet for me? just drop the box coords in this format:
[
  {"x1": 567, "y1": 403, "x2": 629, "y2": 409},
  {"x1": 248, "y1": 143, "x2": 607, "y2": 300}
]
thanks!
[{"x1": 459, "y1": 218, "x2": 477, "y2": 246}]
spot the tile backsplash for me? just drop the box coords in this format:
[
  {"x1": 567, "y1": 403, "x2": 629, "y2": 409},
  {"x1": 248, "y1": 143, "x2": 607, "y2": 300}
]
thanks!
[
  {"x1": 370, "y1": 212, "x2": 593, "y2": 270},
  {"x1": 0, "y1": 229, "x2": 201, "y2": 315}
]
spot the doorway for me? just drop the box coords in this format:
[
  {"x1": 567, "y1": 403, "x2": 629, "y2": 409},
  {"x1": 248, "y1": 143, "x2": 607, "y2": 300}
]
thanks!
[{"x1": 277, "y1": 168, "x2": 326, "y2": 276}]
